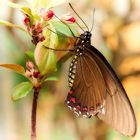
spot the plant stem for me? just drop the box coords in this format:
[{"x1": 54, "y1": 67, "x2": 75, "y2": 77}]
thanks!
[{"x1": 31, "y1": 87, "x2": 40, "y2": 140}]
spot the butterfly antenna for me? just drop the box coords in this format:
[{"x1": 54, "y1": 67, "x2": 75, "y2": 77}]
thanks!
[
  {"x1": 44, "y1": 45, "x2": 74, "y2": 52},
  {"x1": 46, "y1": 27, "x2": 58, "y2": 34},
  {"x1": 54, "y1": 14, "x2": 76, "y2": 38},
  {"x1": 69, "y1": 3, "x2": 89, "y2": 31},
  {"x1": 47, "y1": 26, "x2": 70, "y2": 38},
  {"x1": 90, "y1": 8, "x2": 95, "y2": 32},
  {"x1": 75, "y1": 21, "x2": 85, "y2": 32}
]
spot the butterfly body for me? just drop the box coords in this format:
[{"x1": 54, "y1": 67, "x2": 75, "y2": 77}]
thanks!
[
  {"x1": 65, "y1": 31, "x2": 137, "y2": 136},
  {"x1": 68, "y1": 31, "x2": 91, "y2": 88}
]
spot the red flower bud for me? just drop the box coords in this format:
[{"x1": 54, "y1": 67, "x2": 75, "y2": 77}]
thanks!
[
  {"x1": 33, "y1": 71, "x2": 40, "y2": 78},
  {"x1": 61, "y1": 13, "x2": 76, "y2": 23},
  {"x1": 66, "y1": 17, "x2": 76, "y2": 23},
  {"x1": 24, "y1": 16, "x2": 30, "y2": 26},
  {"x1": 47, "y1": 10, "x2": 54, "y2": 19},
  {"x1": 40, "y1": 8, "x2": 54, "y2": 21}
]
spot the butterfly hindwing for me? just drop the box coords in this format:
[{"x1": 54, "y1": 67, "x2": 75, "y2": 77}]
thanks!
[
  {"x1": 66, "y1": 49, "x2": 107, "y2": 117},
  {"x1": 86, "y1": 46, "x2": 136, "y2": 136}
]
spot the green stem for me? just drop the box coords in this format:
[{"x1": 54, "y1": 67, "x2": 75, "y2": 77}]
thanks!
[{"x1": 31, "y1": 87, "x2": 40, "y2": 140}]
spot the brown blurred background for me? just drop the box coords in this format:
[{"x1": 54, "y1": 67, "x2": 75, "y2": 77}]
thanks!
[{"x1": 0, "y1": 0, "x2": 140, "y2": 140}]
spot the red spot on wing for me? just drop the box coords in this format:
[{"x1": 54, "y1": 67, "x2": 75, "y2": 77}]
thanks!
[
  {"x1": 90, "y1": 107, "x2": 95, "y2": 111},
  {"x1": 82, "y1": 107, "x2": 88, "y2": 111},
  {"x1": 77, "y1": 105, "x2": 81, "y2": 110},
  {"x1": 70, "y1": 97, "x2": 76, "y2": 103}
]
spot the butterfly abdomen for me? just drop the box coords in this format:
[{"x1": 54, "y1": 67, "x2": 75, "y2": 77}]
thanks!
[
  {"x1": 68, "y1": 52, "x2": 80, "y2": 88},
  {"x1": 68, "y1": 47, "x2": 85, "y2": 88}
]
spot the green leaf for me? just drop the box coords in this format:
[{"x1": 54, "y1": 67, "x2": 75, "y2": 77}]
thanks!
[
  {"x1": 34, "y1": 24, "x2": 58, "y2": 75},
  {"x1": 21, "y1": 7, "x2": 32, "y2": 15},
  {"x1": 51, "y1": 20, "x2": 79, "y2": 37},
  {"x1": 12, "y1": 82, "x2": 33, "y2": 101},
  {"x1": 0, "y1": 64, "x2": 25, "y2": 75},
  {"x1": 0, "y1": 20, "x2": 27, "y2": 32}
]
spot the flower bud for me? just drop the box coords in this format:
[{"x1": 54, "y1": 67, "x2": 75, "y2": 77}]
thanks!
[
  {"x1": 61, "y1": 13, "x2": 76, "y2": 23},
  {"x1": 25, "y1": 70, "x2": 32, "y2": 78},
  {"x1": 33, "y1": 70, "x2": 40, "y2": 78},
  {"x1": 26, "y1": 61, "x2": 34, "y2": 71},
  {"x1": 23, "y1": 16, "x2": 30, "y2": 26},
  {"x1": 36, "y1": 22, "x2": 43, "y2": 33},
  {"x1": 47, "y1": 10, "x2": 54, "y2": 19},
  {"x1": 39, "y1": 8, "x2": 54, "y2": 21}
]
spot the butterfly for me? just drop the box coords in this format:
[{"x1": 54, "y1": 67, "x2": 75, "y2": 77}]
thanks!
[{"x1": 64, "y1": 3, "x2": 137, "y2": 137}]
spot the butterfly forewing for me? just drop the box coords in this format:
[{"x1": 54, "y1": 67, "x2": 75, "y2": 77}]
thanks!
[
  {"x1": 66, "y1": 51, "x2": 107, "y2": 117},
  {"x1": 86, "y1": 46, "x2": 137, "y2": 136}
]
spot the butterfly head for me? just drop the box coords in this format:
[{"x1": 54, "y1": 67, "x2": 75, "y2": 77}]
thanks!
[{"x1": 80, "y1": 31, "x2": 92, "y2": 45}]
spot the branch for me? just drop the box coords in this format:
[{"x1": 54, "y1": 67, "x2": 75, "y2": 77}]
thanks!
[{"x1": 31, "y1": 87, "x2": 40, "y2": 140}]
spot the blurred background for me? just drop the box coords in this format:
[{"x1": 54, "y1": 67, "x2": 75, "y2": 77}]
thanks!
[{"x1": 0, "y1": 0, "x2": 140, "y2": 140}]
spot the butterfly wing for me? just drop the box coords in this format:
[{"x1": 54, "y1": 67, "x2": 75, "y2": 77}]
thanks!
[
  {"x1": 86, "y1": 46, "x2": 137, "y2": 136},
  {"x1": 66, "y1": 49, "x2": 107, "y2": 117}
]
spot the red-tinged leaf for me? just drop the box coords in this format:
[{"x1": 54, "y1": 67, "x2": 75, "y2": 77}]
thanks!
[
  {"x1": 0, "y1": 64, "x2": 25, "y2": 75},
  {"x1": 12, "y1": 82, "x2": 33, "y2": 101}
]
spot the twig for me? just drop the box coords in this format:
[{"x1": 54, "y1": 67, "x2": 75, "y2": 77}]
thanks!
[{"x1": 31, "y1": 87, "x2": 40, "y2": 140}]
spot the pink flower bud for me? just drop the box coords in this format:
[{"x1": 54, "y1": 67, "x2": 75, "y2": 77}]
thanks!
[
  {"x1": 40, "y1": 8, "x2": 54, "y2": 21},
  {"x1": 25, "y1": 70, "x2": 32, "y2": 78},
  {"x1": 26, "y1": 61, "x2": 34, "y2": 70},
  {"x1": 61, "y1": 13, "x2": 76, "y2": 23},
  {"x1": 47, "y1": 10, "x2": 54, "y2": 19}
]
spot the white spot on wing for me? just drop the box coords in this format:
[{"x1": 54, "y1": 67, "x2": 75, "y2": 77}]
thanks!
[
  {"x1": 67, "y1": 101, "x2": 70, "y2": 104},
  {"x1": 101, "y1": 108, "x2": 105, "y2": 114},
  {"x1": 82, "y1": 115, "x2": 87, "y2": 118},
  {"x1": 73, "y1": 107, "x2": 76, "y2": 110},
  {"x1": 68, "y1": 106, "x2": 72, "y2": 110},
  {"x1": 74, "y1": 111, "x2": 79, "y2": 116}
]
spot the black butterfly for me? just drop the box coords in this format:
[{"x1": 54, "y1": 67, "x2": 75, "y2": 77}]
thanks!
[
  {"x1": 45, "y1": 3, "x2": 137, "y2": 137},
  {"x1": 64, "y1": 3, "x2": 137, "y2": 137}
]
